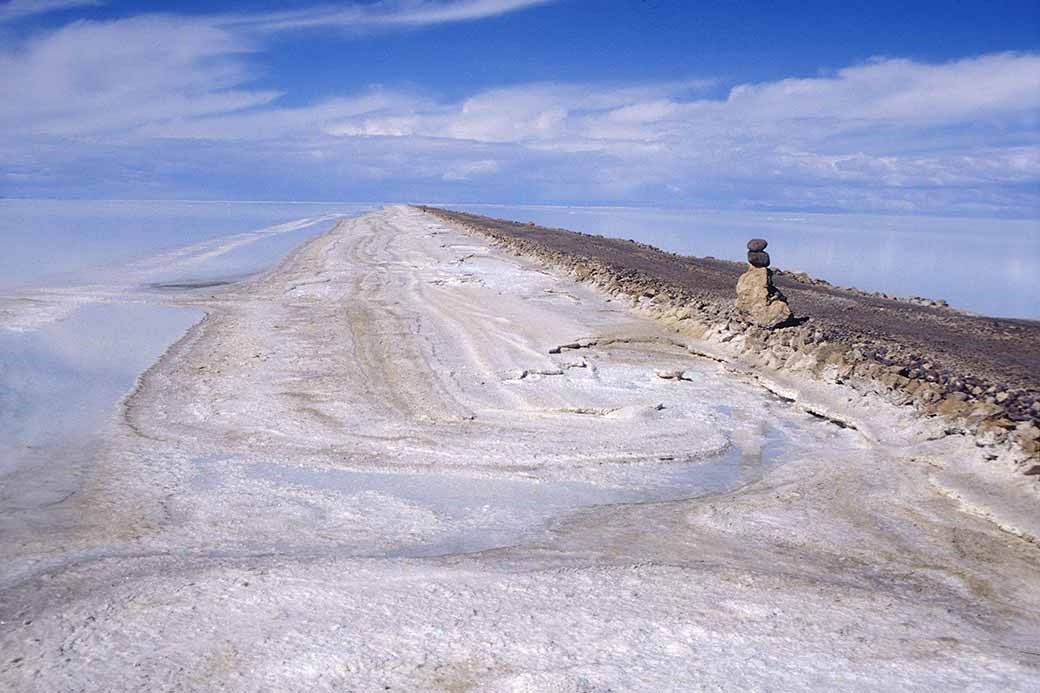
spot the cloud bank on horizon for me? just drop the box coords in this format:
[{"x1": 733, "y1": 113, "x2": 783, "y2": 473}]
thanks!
[{"x1": 0, "y1": 0, "x2": 1038, "y2": 216}]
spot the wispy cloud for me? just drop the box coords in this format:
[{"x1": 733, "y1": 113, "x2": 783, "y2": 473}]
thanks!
[
  {"x1": 0, "y1": 0, "x2": 101, "y2": 23},
  {"x1": 0, "y1": 15, "x2": 278, "y2": 135},
  {"x1": 217, "y1": 0, "x2": 554, "y2": 34},
  {"x1": 378, "y1": 0, "x2": 553, "y2": 25}
]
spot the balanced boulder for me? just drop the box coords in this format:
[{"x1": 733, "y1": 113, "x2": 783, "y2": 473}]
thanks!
[
  {"x1": 747, "y1": 250, "x2": 770, "y2": 268},
  {"x1": 736, "y1": 238, "x2": 793, "y2": 328}
]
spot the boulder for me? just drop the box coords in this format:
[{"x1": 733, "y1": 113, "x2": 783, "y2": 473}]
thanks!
[
  {"x1": 747, "y1": 250, "x2": 770, "y2": 268},
  {"x1": 747, "y1": 238, "x2": 768, "y2": 252},
  {"x1": 735, "y1": 266, "x2": 793, "y2": 328}
]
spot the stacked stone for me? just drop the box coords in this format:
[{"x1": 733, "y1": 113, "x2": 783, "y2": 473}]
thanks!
[
  {"x1": 735, "y1": 237, "x2": 792, "y2": 329},
  {"x1": 747, "y1": 238, "x2": 769, "y2": 268}
]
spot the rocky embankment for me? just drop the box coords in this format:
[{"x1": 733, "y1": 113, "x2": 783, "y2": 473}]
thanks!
[{"x1": 419, "y1": 207, "x2": 1040, "y2": 470}]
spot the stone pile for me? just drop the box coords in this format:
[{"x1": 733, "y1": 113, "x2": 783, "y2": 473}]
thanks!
[{"x1": 734, "y1": 238, "x2": 793, "y2": 329}]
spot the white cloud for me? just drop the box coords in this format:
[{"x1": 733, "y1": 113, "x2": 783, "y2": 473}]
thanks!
[
  {"x1": 301, "y1": 54, "x2": 1039, "y2": 160},
  {"x1": 138, "y1": 90, "x2": 433, "y2": 141},
  {"x1": 377, "y1": 0, "x2": 554, "y2": 25},
  {"x1": 0, "y1": 2, "x2": 559, "y2": 136},
  {"x1": 0, "y1": 0, "x2": 101, "y2": 23},
  {"x1": 722, "y1": 53, "x2": 1040, "y2": 126},
  {"x1": 321, "y1": 81, "x2": 714, "y2": 144},
  {"x1": 441, "y1": 158, "x2": 500, "y2": 180},
  {"x1": 218, "y1": 0, "x2": 554, "y2": 34},
  {"x1": 283, "y1": 54, "x2": 1038, "y2": 204},
  {"x1": 0, "y1": 15, "x2": 279, "y2": 135}
]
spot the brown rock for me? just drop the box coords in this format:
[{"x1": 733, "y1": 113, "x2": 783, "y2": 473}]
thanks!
[
  {"x1": 747, "y1": 238, "x2": 768, "y2": 252},
  {"x1": 936, "y1": 396, "x2": 971, "y2": 417},
  {"x1": 735, "y1": 266, "x2": 793, "y2": 329},
  {"x1": 967, "y1": 401, "x2": 1003, "y2": 421}
]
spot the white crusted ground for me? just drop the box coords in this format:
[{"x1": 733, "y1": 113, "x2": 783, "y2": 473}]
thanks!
[{"x1": 1, "y1": 206, "x2": 1037, "y2": 691}]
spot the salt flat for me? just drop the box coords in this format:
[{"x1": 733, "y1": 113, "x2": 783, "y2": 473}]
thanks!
[{"x1": 1, "y1": 206, "x2": 1037, "y2": 690}]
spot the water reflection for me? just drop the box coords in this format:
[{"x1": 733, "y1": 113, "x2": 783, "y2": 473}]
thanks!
[
  {"x1": 0, "y1": 199, "x2": 375, "y2": 292},
  {"x1": 0, "y1": 303, "x2": 202, "y2": 481},
  {"x1": 455, "y1": 205, "x2": 1040, "y2": 319}
]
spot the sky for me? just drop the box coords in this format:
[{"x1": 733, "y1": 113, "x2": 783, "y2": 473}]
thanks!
[{"x1": 1, "y1": 0, "x2": 1038, "y2": 216}]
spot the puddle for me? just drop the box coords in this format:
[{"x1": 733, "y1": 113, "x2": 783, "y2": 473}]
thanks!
[
  {"x1": 201, "y1": 419, "x2": 804, "y2": 559},
  {"x1": 0, "y1": 302, "x2": 202, "y2": 511}
]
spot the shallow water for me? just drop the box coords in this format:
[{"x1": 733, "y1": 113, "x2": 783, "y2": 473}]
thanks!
[
  {"x1": 0, "y1": 201, "x2": 373, "y2": 506},
  {"x1": 454, "y1": 204, "x2": 1040, "y2": 319},
  {"x1": 0, "y1": 303, "x2": 202, "y2": 511},
  {"x1": 244, "y1": 440, "x2": 776, "y2": 558},
  {"x1": 0, "y1": 199, "x2": 375, "y2": 292}
]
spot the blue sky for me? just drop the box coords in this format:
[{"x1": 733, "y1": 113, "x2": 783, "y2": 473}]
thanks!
[{"x1": 1, "y1": 0, "x2": 1038, "y2": 215}]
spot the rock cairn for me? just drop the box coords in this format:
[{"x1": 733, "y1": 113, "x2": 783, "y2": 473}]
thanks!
[{"x1": 735, "y1": 238, "x2": 793, "y2": 329}]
